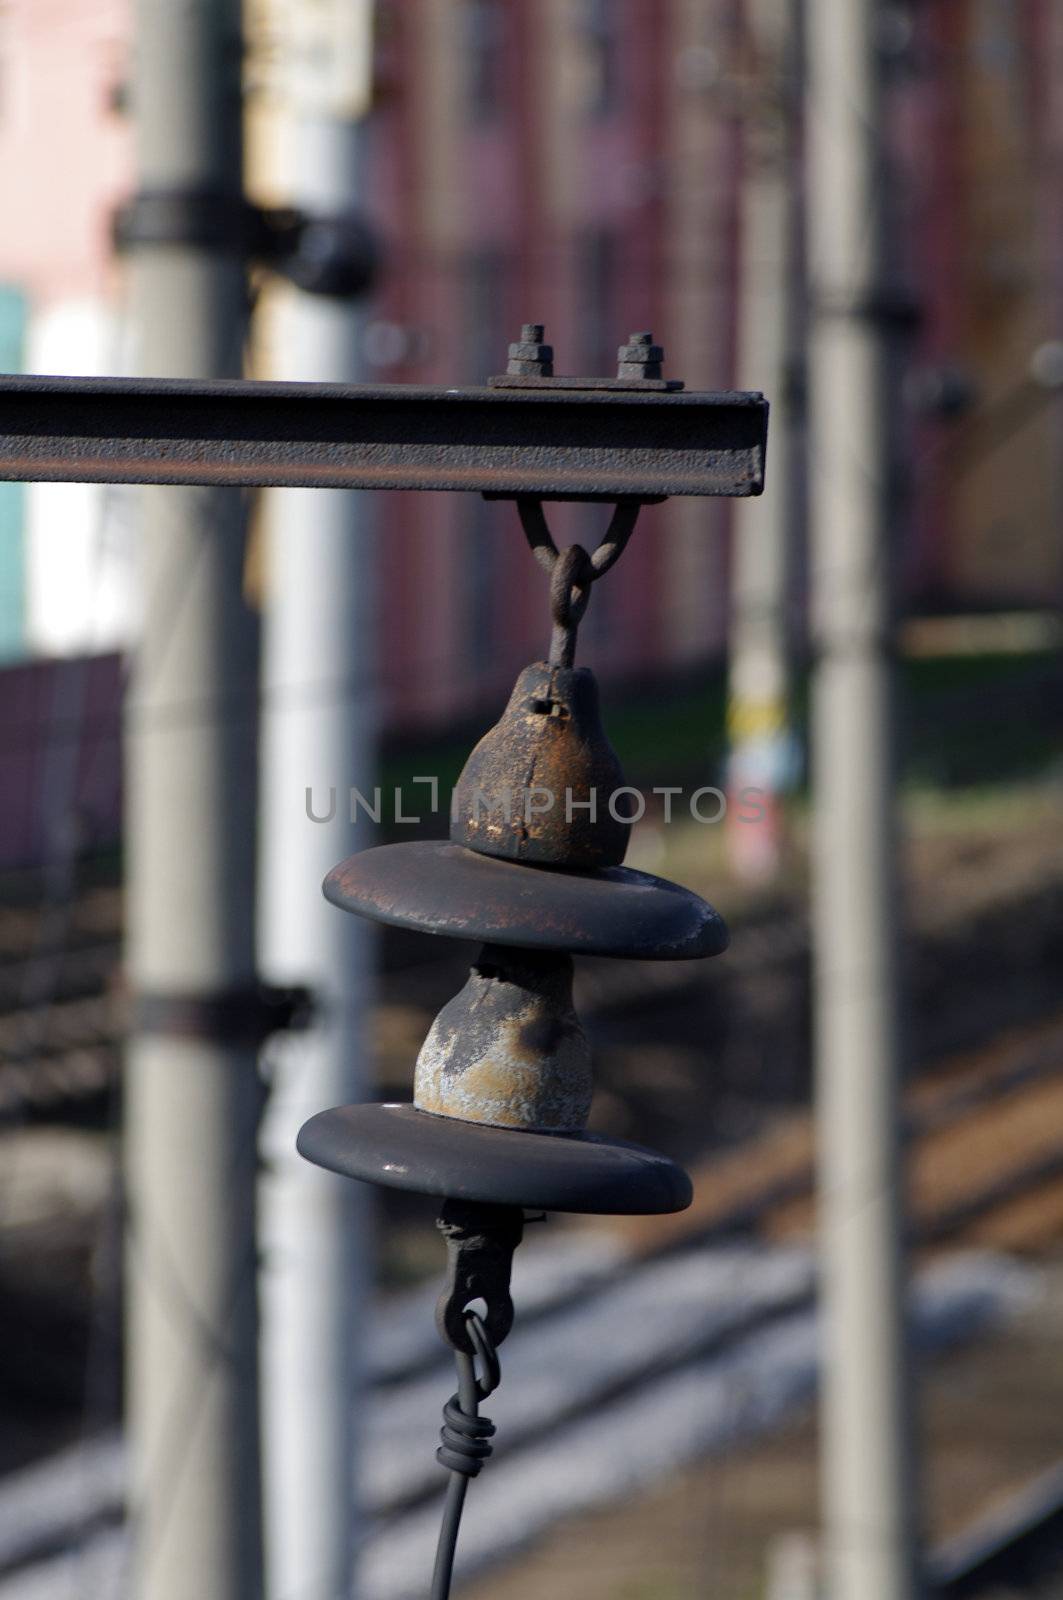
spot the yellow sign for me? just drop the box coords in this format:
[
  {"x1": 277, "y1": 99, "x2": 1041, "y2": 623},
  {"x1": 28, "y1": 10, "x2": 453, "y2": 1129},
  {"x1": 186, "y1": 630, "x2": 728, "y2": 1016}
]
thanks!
[{"x1": 250, "y1": 0, "x2": 374, "y2": 120}]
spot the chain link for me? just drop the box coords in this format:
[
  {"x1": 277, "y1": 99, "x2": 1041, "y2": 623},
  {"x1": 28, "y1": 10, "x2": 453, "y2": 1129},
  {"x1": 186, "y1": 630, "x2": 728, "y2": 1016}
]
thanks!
[{"x1": 516, "y1": 497, "x2": 643, "y2": 668}]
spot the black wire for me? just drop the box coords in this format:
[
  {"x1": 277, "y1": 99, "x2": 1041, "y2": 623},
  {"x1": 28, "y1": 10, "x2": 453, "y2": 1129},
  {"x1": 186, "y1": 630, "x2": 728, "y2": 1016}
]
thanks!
[
  {"x1": 430, "y1": 1313, "x2": 501, "y2": 1600},
  {"x1": 429, "y1": 1352, "x2": 477, "y2": 1600}
]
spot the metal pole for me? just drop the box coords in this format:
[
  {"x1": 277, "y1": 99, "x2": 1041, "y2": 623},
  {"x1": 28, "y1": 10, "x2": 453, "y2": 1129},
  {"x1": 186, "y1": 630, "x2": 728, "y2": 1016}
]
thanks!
[
  {"x1": 806, "y1": 1, "x2": 920, "y2": 1597},
  {"x1": 124, "y1": 2, "x2": 263, "y2": 1598},
  {"x1": 727, "y1": 0, "x2": 801, "y2": 882},
  {"x1": 257, "y1": 11, "x2": 376, "y2": 1596}
]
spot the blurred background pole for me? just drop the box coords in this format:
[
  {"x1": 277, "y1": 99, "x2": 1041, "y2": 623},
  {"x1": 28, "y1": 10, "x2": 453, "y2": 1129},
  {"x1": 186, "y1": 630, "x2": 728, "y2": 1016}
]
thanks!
[
  {"x1": 806, "y1": 0, "x2": 920, "y2": 1598},
  {"x1": 256, "y1": 5, "x2": 376, "y2": 1598},
  {"x1": 124, "y1": 1, "x2": 262, "y2": 1598},
  {"x1": 726, "y1": 0, "x2": 801, "y2": 884}
]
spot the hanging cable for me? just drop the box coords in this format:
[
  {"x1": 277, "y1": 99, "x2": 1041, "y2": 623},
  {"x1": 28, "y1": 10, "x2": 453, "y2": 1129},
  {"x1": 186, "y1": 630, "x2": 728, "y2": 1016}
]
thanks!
[{"x1": 430, "y1": 1311, "x2": 502, "y2": 1600}]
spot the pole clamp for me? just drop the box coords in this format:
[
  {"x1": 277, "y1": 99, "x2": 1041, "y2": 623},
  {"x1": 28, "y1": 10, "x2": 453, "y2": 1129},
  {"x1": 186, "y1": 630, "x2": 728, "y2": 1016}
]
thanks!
[
  {"x1": 114, "y1": 189, "x2": 377, "y2": 298},
  {"x1": 811, "y1": 286, "x2": 922, "y2": 329},
  {"x1": 133, "y1": 982, "x2": 313, "y2": 1046}
]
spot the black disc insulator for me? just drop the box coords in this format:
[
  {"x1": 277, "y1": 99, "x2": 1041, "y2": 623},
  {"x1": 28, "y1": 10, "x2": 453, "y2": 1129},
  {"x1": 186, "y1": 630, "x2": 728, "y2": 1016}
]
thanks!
[
  {"x1": 323, "y1": 841, "x2": 728, "y2": 961},
  {"x1": 297, "y1": 1101, "x2": 693, "y2": 1215}
]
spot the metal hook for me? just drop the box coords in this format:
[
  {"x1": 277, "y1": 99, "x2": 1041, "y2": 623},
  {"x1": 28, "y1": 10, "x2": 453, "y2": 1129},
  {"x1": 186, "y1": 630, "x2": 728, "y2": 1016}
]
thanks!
[
  {"x1": 435, "y1": 1199, "x2": 525, "y2": 1356},
  {"x1": 516, "y1": 496, "x2": 643, "y2": 579},
  {"x1": 517, "y1": 498, "x2": 644, "y2": 668}
]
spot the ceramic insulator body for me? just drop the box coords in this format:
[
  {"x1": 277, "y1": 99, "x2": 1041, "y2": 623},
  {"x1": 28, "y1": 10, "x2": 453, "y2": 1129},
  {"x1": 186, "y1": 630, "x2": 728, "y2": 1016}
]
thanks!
[{"x1": 414, "y1": 944, "x2": 592, "y2": 1133}]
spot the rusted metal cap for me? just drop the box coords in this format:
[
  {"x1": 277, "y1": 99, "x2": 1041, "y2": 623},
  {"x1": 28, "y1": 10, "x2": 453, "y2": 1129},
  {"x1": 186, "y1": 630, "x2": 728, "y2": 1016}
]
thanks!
[
  {"x1": 323, "y1": 841, "x2": 729, "y2": 961},
  {"x1": 297, "y1": 1101, "x2": 693, "y2": 1214},
  {"x1": 451, "y1": 662, "x2": 631, "y2": 868}
]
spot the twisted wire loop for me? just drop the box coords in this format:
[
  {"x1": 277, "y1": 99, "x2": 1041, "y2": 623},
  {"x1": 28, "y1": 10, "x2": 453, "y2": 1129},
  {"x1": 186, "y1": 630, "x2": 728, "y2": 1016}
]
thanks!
[
  {"x1": 436, "y1": 1394, "x2": 495, "y2": 1476},
  {"x1": 517, "y1": 497, "x2": 643, "y2": 668},
  {"x1": 436, "y1": 1311, "x2": 500, "y2": 1475},
  {"x1": 430, "y1": 1311, "x2": 504, "y2": 1600}
]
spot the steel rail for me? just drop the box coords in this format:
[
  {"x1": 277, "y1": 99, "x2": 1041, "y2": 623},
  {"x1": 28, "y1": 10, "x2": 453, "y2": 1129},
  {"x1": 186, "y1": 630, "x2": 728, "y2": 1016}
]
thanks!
[
  {"x1": 0, "y1": 375, "x2": 767, "y2": 498},
  {"x1": 929, "y1": 1461, "x2": 1063, "y2": 1597}
]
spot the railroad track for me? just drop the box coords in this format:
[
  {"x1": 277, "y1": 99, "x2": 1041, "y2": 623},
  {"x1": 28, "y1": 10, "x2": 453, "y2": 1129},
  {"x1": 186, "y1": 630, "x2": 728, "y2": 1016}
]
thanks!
[
  {"x1": 1, "y1": 882, "x2": 1062, "y2": 1594},
  {"x1": 0, "y1": 1009, "x2": 1061, "y2": 1595},
  {"x1": 0, "y1": 1242, "x2": 1035, "y2": 1598}
]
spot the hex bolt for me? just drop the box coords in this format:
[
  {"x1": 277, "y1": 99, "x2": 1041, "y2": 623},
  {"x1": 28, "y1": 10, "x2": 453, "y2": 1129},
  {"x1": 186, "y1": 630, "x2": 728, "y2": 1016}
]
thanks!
[
  {"x1": 617, "y1": 330, "x2": 664, "y2": 380},
  {"x1": 507, "y1": 323, "x2": 554, "y2": 377}
]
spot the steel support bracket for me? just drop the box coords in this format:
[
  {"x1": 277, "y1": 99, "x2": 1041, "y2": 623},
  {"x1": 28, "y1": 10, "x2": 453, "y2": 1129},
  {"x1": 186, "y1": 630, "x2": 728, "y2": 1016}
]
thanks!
[{"x1": 0, "y1": 375, "x2": 767, "y2": 500}]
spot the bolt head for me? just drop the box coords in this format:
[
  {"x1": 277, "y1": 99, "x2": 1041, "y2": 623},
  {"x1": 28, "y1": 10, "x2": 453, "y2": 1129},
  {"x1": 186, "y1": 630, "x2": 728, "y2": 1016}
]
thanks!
[
  {"x1": 618, "y1": 340, "x2": 663, "y2": 363},
  {"x1": 508, "y1": 340, "x2": 552, "y2": 361},
  {"x1": 617, "y1": 333, "x2": 664, "y2": 379},
  {"x1": 507, "y1": 325, "x2": 553, "y2": 377}
]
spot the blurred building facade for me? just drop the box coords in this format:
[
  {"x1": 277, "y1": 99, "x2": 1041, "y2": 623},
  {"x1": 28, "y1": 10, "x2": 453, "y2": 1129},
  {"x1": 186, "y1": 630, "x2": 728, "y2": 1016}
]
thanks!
[
  {"x1": 907, "y1": 0, "x2": 1063, "y2": 610},
  {"x1": 358, "y1": 0, "x2": 742, "y2": 725},
  {"x1": 0, "y1": 0, "x2": 132, "y2": 665},
  {"x1": 0, "y1": 0, "x2": 1059, "y2": 747}
]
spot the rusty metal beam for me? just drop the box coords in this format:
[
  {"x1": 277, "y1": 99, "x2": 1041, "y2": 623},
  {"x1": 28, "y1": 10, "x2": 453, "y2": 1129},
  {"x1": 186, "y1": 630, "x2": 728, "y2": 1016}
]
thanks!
[{"x1": 0, "y1": 375, "x2": 767, "y2": 498}]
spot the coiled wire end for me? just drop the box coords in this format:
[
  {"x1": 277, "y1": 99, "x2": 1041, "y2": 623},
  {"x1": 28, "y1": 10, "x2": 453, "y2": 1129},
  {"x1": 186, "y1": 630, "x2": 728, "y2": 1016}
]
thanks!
[
  {"x1": 430, "y1": 1311, "x2": 503, "y2": 1600},
  {"x1": 437, "y1": 1394, "x2": 496, "y2": 1477}
]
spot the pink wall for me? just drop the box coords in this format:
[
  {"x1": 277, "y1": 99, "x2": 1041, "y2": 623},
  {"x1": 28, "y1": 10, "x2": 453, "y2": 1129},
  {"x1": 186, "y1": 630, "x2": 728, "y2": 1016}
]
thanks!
[{"x1": 0, "y1": 0, "x2": 132, "y2": 311}]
